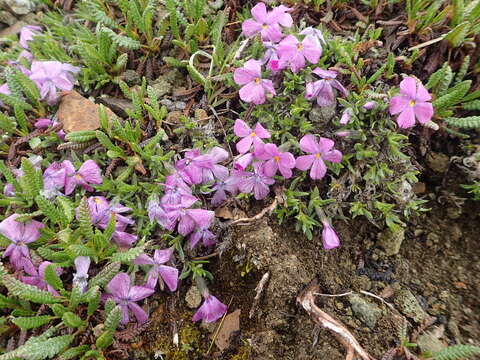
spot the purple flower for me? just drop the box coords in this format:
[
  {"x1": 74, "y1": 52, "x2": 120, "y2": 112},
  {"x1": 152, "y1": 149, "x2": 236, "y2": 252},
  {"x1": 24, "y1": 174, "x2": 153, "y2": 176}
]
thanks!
[
  {"x1": 189, "y1": 225, "x2": 216, "y2": 249},
  {"x1": 106, "y1": 273, "x2": 155, "y2": 325},
  {"x1": 277, "y1": 35, "x2": 322, "y2": 73},
  {"x1": 389, "y1": 77, "x2": 434, "y2": 129},
  {"x1": 241, "y1": 3, "x2": 284, "y2": 43},
  {"x1": 255, "y1": 143, "x2": 296, "y2": 178},
  {"x1": 175, "y1": 149, "x2": 214, "y2": 185},
  {"x1": 134, "y1": 249, "x2": 179, "y2": 292},
  {"x1": 233, "y1": 153, "x2": 254, "y2": 170},
  {"x1": 269, "y1": 5, "x2": 293, "y2": 27},
  {"x1": 306, "y1": 68, "x2": 348, "y2": 106},
  {"x1": 233, "y1": 60, "x2": 276, "y2": 105},
  {"x1": 3, "y1": 183, "x2": 15, "y2": 197},
  {"x1": 161, "y1": 182, "x2": 193, "y2": 208},
  {"x1": 34, "y1": 118, "x2": 65, "y2": 140},
  {"x1": 29, "y1": 61, "x2": 80, "y2": 105},
  {"x1": 192, "y1": 293, "x2": 228, "y2": 323},
  {"x1": 237, "y1": 162, "x2": 275, "y2": 200},
  {"x1": 211, "y1": 171, "x2": 239, "y2": 207},
  {"x1": 0, "y1": 214, "x2": 44, "y2": 271},
  {"x1": 234, "y1": 119, "x2": 271, "y2": 154},
  {"x1": 19, "y1": 25, "x2": 41, "y2": 49},
  {"x1": 340, "y1": 109, "x2": 352, "y2": 125},
  {"x1": 262, "y1": 42, "x2": 280, "y2": 72},
  {"x1": 321, "y1": 220, "x2": 340, "y2": 250},
  {"x1": 363, "y1": 101, "x2": 376, "y2": 110},
  {"x1": 22, "y1": 261, "x2": 62, "y2": 295},
  {"x1": 147, "y1": 197, "x2": 176, "y2": 229},
  {"x1": 300, "y1": 27, "x2": 326, "y2": 47},
  {"x1": 73, "y1": 256, "x2": 90, "y2": 292},
  {"x1": 42, "y1": 162, "x2": 67, "y2": 197},
  {"x1": 64, "y1": 160, "x2": 102, "y2": 195},
  {"x1": 167, "y1": 198, "x2": 215, "y2": 236},
  {"x1": 295, "y1": 135, "x2": 342, "y2": 180},
  {"x1": 200, "y1": 147, "x2": 229, "y2": 184}
]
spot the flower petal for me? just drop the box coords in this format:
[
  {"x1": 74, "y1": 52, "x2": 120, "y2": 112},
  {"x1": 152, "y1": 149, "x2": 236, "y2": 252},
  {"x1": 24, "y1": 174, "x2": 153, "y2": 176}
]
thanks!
[
  {"x1": 295, "y1": 154, "x2": 315, "y2": 170},
  {"x1": 310, "y1": 158, "x2": 327, "y2": 180},
  {"x1": 128, "y1": 285, "x2": 155, "y2": 301},
  {"x1": 299, "y1": 134, "x2": 320, "y2": 154},
  {"x1": 389, "y1": 95, "x2": 410, "y2": 115},
  {"x1": 107, "y1": 273, "x2": 131, "y2": 298},
  {"x1": 414, "y1": 102, "x2": 434, "y2": 124},
  {"x1": 241, "y1": 19, "x2": 262, "y2": 37},
  {"x1": 239, "y1": 82, "x2": 266, "y2": 104},
  {"x1": 236, "y1": 135, "x2": 254, "y2": 154},
  {"x1": 158, "y1": 265, "x2": 179, "y2": 292},
  {"x1": 396, "y1": 107, "x2": 416, "y2": 129},
  {"x1": 399, "y1": 77, "x2": 417, "y2": 97},
  {"x1": 323, "y1": 149, "x2": 342, "y2": 163},
  {"x1": 251, "y1": 2, "x2": 267, "y2": 22},
  {"x1": 128, "y1": 302, "x2": 149, "y2": 325},
  {"x1": 253, "y1": 122, "x2": 271, "y2": 139},
  {"x1": 233, "y1": 119, "x2": 252, "y2": 137}
]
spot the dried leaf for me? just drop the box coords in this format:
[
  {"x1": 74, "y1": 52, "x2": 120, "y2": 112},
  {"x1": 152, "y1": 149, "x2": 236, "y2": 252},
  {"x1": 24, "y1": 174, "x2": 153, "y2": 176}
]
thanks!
[{"x1": 215, "y1": 309, "x2": 240, "y2": 350}]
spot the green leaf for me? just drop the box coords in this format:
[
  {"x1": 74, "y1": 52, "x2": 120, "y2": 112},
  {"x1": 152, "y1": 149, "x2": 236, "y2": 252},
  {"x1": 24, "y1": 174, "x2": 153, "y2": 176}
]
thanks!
[
  {"x1": 77, "y1": 197, "x2": 95, "y2": 241},
  {"x1": 58, "y1": 345, "x2": 90, "y2": 360},
  {"x1": 50, "y1": 304, "x2": 68, "y2": 317},
  {"x1": 444, "y1": 116, "x2": 480, "y2": 129},
  {"x1": 96, "y1": 330, "x2": 114, "y2": 349},
  {"x1": 445, "y1": 21, "x2": 471, "y2": 47},
  {"x1": 65, "y1": 130, "x2": 98, "y2": 143},
  {"x1": 88, "y1": 261, "x2": 120, "y2": 288},
  {"x1": 104, "y1": 305, "x2": 121, "y2": 331},
  {"x1": 12, "y1": 316, "x2": 55, "y2": 330},
  {"x1": 432, "y1": 344, "x2": 480, "y2": 360},
  {"x1": 19, "y1": 157, "x2": 42, "y2": 199},
  {"x1": 87, "y1": 286, "x2": 101, "y2": 316},
  {"x1": 2, "y1": 275, "x2": 61, "y2": 304},
  {"x1": 62, "y1": 312, "x2": 84, "y2": 328},
  {"x1": 36, "y1": 196, "x2": 65, "y2": 227},
  {"x1": 44, "y1": 263, "x2": 63, "y2": 291},
  {"x1": 111, "y1": 242, "x2": 148, "y2": 263},
  {"x1": 69, "y1": 285, "x2": 83, "y2": 310}
]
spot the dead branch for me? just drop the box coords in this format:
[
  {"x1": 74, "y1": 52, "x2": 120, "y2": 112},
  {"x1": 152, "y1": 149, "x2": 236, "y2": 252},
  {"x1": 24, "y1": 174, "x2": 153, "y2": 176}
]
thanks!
[
  {"x1": 297, "y1": 280, "x2": 376, "y2": 360},
  {"x1": 228, "y1": 196, "x2": 279, "y2": 226},
  {"x1": 249, "y1": 272, "x2": 270, "y2": 319}
]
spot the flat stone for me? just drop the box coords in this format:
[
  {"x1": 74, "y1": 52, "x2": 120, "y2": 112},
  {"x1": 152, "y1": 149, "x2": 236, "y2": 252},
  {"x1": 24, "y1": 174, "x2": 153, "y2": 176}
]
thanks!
[
  {"x1": 97, "y1": 96, "x2": 134, "y2": 118},
  {"x1": 394, "y1": 289, "x2": 428, "y2": 323},
  {"x1": 349, "y1": 294, "x2": 382, "y2": 329},
  {"x1": 0, "y1": 19, "x2": 25, "y2": 37},
  {"x1": 0, "y1": 10, "x2": 16, "y2": 25},
  {"x1": 377, "y1": 228, "x2": 405, "y2": 256},
  {"x1": 185, "y1": 285, "x2": 202, "y2": 309},
  {"x1": 1, "y1": 0, "x2": 35, "y2": 15}
]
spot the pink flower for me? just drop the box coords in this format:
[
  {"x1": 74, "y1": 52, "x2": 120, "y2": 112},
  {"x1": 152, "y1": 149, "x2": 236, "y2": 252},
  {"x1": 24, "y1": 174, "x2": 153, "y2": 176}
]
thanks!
[
  {"x1": 363, "y1": 101, "x2": 376, "y2": 110},
  {"x1": 234, "y1": 119, "x2": 271, "y2": 154},
  {"x1": 64, "y1": 160, "x2": 102, "y2": 195},
  {"x1": 256, "y1": 143, "x2": 296, "y2": 178},
  {"x1": 262, "y1": 42, "x2": 280, "y2": 72},
  {"x1": 134, "y1": 249, "x2": 179, "y2": 292},
  {"x1": 277, "y1": 35, "x2": 322, "y2": 73},
  {"x1": 389, "y1": 77, "x2": 434, "y2": 129},
  {"x1": 305, "y1": 68, "x2": 348, "y2": 106},
  {"x1": 166, "y1": 196, "x2": 215, "y2": 236},
  {"x1": 19, "y1": 25, "x2": 41, "y2": 49},
  {"x1": 269, "y1": 5, "x2": 293, "y2": 27},
  {"x1": 0, "y1": 214, "x2": 44, "y2": 271},
  {"x1": 189, "y1": 225, "x2": 216, "y2": 249},
  {"x1": 296, "y1": 135, "x2": 342, "y2": 180},
  {"x1": 29, "y1": 61, "x2": 80, "y2": 105},
  {"x1": 192, "y1": 293, "x2": 228, "y2": 323},
  {"x1": 73, "y1": 256, "x2": 90, "y2": 292},
  {"x1": 200, "y1": 147, "x2": 229, "y2": 184},
  {"x1": 22, "y1": 261, "x2": 62, "y2": 295},
  {"x1": 241, "y1": 3, "x2": 287, "y2": 42},
  {"x1": 106, "y1": 273, "x2": 154, "y2": 325},
  {"x1": 300, "y1": 27, "x2": 325, "y2": 47},
  {"x1": 340, "y1": 109, "x2": 352, "y2": 125},
  {"x1": 175, "y1": 149, "x2": 214, "y2": 185},
  {"x1": 233, "y1": 59, "x2": 276, "y2": 104},
  {"x1": 237, "y1": 162, "x2": 275, "y2": 200},
  {"x1": 210, "y1": 171, "x2": 238, "y2": 207},
  {"x1": 322, "y1": 220, "x2": 340, "y2": 250}
]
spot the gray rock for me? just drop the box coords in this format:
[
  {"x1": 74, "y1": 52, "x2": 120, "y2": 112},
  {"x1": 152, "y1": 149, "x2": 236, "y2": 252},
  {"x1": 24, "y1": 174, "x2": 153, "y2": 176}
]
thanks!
[
  {"x1": 123, "y1": 69, "x2": 141, "y2": 86},
  {"x1": 1, "y1": 0, "x2": 35, "y2": 15},
  {"x1": 0, "y1": 10, "x2": 16, "y2": 25},
  {"x1": 151, "y1": 78, "x2": 172, "y2": 98},
  {"x1": 185, "y1": 285, "x2": 202, "y2": 309},
  {"x1": 0, "y1": 19, "x2": 25, "y2": 37},
  {"x1": 348, "y1": 294, "x2": 382, "y2": 329},
  {"x1": 309, "y1": 102, "x2": 336, "y2": 125},
  {"x1": 97, "y1": 96, "x2": 134, "y2": 118},
  {"x1": 174, "y1": 101, "x2": 186, "y2": 110},
  {"x1": 417, "y1": 326, "x2": 446, "y2": 353},
  {"x1": 394, "y1": 289, "x2": 428, "y2": 323},
  {"x1": 377, "y1": 228, "x2": 405, "y2": 256}
]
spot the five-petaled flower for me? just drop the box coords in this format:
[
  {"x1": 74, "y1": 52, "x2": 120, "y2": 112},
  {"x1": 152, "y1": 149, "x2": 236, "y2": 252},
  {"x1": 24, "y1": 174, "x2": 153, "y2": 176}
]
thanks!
[
  {"x1": 192, "y1": 293, "x2": 228, "y2": 323},
  {"x1": 296, "y1": 135, "x2": 342, "y2": 180},
  {"x1": 233, "y1": 60, "x2": 276, "y2": 104},
  {"x1": 241, "y1": 3, "x2": 291, "y2": 42},
  {"x1": 389, "y1": 76, "x2": 434, "y2": 129},
  {"x1": 256, "y1": 143, "x2": 296, "y2": 178},
  {"x1": 106, "y1": 273, "x2": 155, "y2": 325},
  {"x1": 277, "y1": 35, "x2": 322, "y2": 73},
  {"x1": 134, "y1": 249, "x2": 179, "y2": 292},
  {"x1": 22, "y1": 261, "x2": 62, "y2": 295},
  {"x1": 237, "y1": 162, "x2": 275, "y2": 200},
  {"x1": 305, "y1": 68, "x2": 348, "y2": 107},
  {"x1": 234, "y1": 119, "x2": 271, "y2": 154},
  {"x1": 0, "y1": 214, "x2": 44, "y2": 271}
]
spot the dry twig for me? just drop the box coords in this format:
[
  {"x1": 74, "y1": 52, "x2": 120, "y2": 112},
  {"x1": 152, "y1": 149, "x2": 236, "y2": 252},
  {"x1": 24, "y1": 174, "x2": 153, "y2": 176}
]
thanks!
[
  {"x1": 297, "y1": 280, "x2": 376, "y2": 360},
  {"x1": 228, "y1": 196, "x2": 279, "y2": 226},
  {"x1": 249, "y1": 272, "x2": 270, "y2": 319}
]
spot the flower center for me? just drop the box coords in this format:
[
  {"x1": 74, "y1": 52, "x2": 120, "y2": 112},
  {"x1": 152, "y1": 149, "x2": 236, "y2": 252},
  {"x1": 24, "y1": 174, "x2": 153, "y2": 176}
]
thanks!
[
  {"x1": 325, "y1": 77, "x2": 332, "y2": 81},
  {"x1": 261, "y1": 24, "x2": 268, "y2": 29},
  {"x1": 255, "y1": 77, "x2": 261, "y2": 84},
  {"x1": 274, "y1": 156, "x2": 280, "y2": 162},
  {"x1": 297, "y1": 43, "x2": 303, "y2": 51},
  {"x1": 250, "y1": 132, "x2": 256, "y2": 137},
  {"x1": 315, "y1": 153, "x2": 321, "y2": 158},
  {"x1": 75, "y1": 174, "x2": 82, "y2": 180},
  {"x1": 409, "y1": 100, "x2": 415, "y2": 107},
  {"x1": 94, "y1": 198, "x2": 103, "y2": 204}
]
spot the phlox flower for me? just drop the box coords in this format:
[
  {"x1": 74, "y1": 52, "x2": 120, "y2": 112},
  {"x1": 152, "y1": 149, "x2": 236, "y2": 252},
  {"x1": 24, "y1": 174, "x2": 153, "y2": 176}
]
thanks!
[
  {"x1": 106, "y1": 273, "x2": 154, "y2": 325},
  {"x1": 233, "y1": 59, "x2": 276, "y2": 104},
  {"x1": 19, "y1": 25, "x2": 41, "y2": 49},
  {"x1": 199, "y1": 147, "x2": 229, "y2": 184},
  {"x1": 300, "y1": 27, "x2": 326, "y2": 47},
  {"x1": 237, "y1": 162, "x2": 275, "y2": 200},
  {"x1": 73, "y1": 256, "x2": 90, "y2": 292},
  {"x1": 63, "y1": 160, "x2": 102, "y2": 195},
  {"x1": 189, "y1": 225, "x2": 216, "y2": 249},
  {"x1": 242, "y1": 3, "x2": 291, "y2": 42},
  {"x1": 340, "y1": 109, "x2": 352, "y2": 125},
  {"x1": 277, "y1": 35, "x2": 322, "y2": 73},
  {"x1": 305, "y1": 68, "x2": 348, "y2": 106},
  {"x1": 233, "y1": 153, "x2": 254, "y2": 170},
  {"x1": 363, "y1": 101, "x2": 376, "y2": 110},
  {"x1": 255, "y1": 143, "x2": 296, "y2": 178},
  {"x1": 22, "y1": 261, "x2": 62, "y2": 295},
  {"x1": 262, "y1": 42, "x2": 280, "y2": 72},
  {"x1": 296, "y1": 135, "x2": 342, "y2": 180},
  {"x1": 193, "y1": 293, "x2": 228, "y2": 323},
  {"x1": 166, "y1": 196, "x2": 215, "y2": 236},
  {"x1": 0, "y1": 214, "x2": 44, "y2": 271},
  {"x1": 147, "y1": 197, "x2": 176, "y2": 229},
  {"x1": 29, "y1": 61, "x2": 80, "y2": 105},
  {"x1": 234, "y1": 119, "x2": 271, "y2": 154},
  {"x1": 389, "y1": 76, "x2": 434, "y2": 129},
  {"x1": 134, "y1": 249, "x2": 178, "y2": 292},
  {"x1": 175, "y1": 149, "x2": 214, "y2": 185},
  {"x1": 210, "y1": 171, "x2": 239, "y2": 207},
  {"x1": 322, "y1": 220, "x2": 340, "y2": 250},
  {"x1": 34, "y1": 118, "x2": 65, "y2": 140}
]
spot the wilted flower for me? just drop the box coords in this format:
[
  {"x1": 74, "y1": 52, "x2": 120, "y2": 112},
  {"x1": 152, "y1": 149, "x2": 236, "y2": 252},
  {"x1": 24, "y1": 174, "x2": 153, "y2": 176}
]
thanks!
[
  {"x1": 73, "y1": 256, "x2": 91, "y2": 292},
  {"x1": 19, "y1": 25, "x2": 41, "y2": 49},
  {"x1": 175, "y1": 149, "x2": 214, "y2": 185},
  {"x1": 234, "y1": 119, "x2": 271, "y2": 154},
  {"x1": 300, "y1": 27, "x2": 326, "y2": 47},
  {"x1": 233, "y1": 153, "x2": 254, "y2": 170},
  {"x1": 262, "y1": 42, "x2": 280, "y2": 72},
  {"x1": 64, "y1": 160, "x2": 102, "y2": 195},
  {"x1": 189, "y1": 225, "x2": 217, "y2": 248},
  {"x1": 255, "y1": 143, "x2": 296, "y2": 178},
  {"x1": 296, "y1": 135, "x2": 342, "y2": 180},
  {"x1": 389, "y1": 76, "x2": 433, "y2": 129},
  {"x1": 0, "y1": 214, "x2": 44, "y2": 271},
  {"x1": 211, "y1": 171, "x2": 238, "y2": 207},
  {"x1": 340, "y1": 109, "x2": 352, "y2": 125},
  {"x1": 29, "y1": 61, "x2": 80, "y2": 105},
  {"x1": 106, "y1": 273, "x2": 155, "y2": 325},
  {"x1": 237, "y1": 162, "x2": 275, "y2": 200},
  {"x1": 134, "y1": 249, "x2": 178, "y2": 292},
  {"x1": 242, "y1": 3, "x2": 288, "y2": 42},
  {"x1": 277, "y1": 35, "x2": 322, "y2": 73},
  {"x1": 363, "y1": 101, "x2": 376, "y2": 110},
  {"x1": 193, "y1": 293, "x2": 228, "y2": 323},
  {"x1": 321, "y1": 220, "x2": 340, "y2": 250},
  {"x1": 233, "y1": 60, "x2": 276, "y2": 104},
  {"x1": 305, "y1": 68, "x2": 348, "y2": 106},
  {"x1": 22, "y1": 261, "x2": 62, "y2": 295}
]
